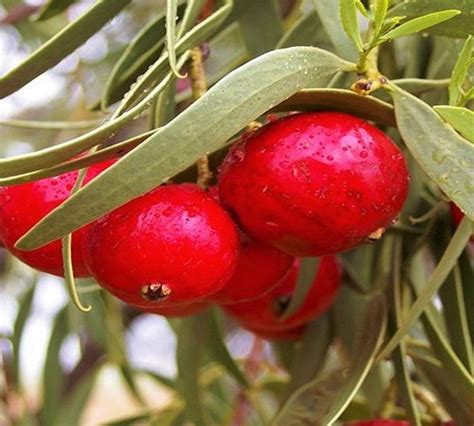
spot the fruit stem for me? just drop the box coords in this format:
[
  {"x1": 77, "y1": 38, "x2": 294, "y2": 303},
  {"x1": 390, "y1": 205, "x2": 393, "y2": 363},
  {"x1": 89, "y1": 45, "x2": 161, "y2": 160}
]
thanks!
[{"x1": 189, "y1": 45, "x2": 212, "y2": 188}]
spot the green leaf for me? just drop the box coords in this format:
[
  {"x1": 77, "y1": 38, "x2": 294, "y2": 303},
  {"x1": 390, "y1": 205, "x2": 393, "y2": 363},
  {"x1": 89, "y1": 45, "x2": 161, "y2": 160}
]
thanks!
[
  {"x1": 12, "y1": 283, "x2": 36, "y2": 388},
  {"x1": 372, "y1": 0, "x2": 389, "y2": 36},
  {"x1": 101, "y1": 5, "x2": 182, "y2": 109},
  {"x1": 421, "y1": 306, "x2": 473, "y2": 392},
  {"x1": 439, "y1": 265, "x2": 474, "y2": 374},
  {"x1": 390, "y1": 85, "x2": 474, "y2": 220},
  {"x1": 0, "y1": 130, "x2": 154, "y2": 186},
  {"x1": 16, "y1": 47, "x2": 354, "y2": 250},
  {"x1": 205, "y1": 310, "x2": 249, "y2": 388},
  {"x1": 273, "y1": 293, "x2": 387, "y2": 425},
  {"x1": 117, "y1": 0, "x2": 233, "y2": 113},
  {"x1": 41, "y1": 307, "x2": 69, "y2": 426},
  {"x1": 388, "y1": 0, "x2": 474, "y2": 38},
  {"x1": 224, "y1": 0, "x2": 283, "y2": 56},
  {"x1": 458, "y1": 249, "x2": 474, "y2": 344},
  {"x1": 277, "y1": 10, "x2": 331, "y2": 50},
  {"x1": 0, "y1": 54, "x2": 188, "y2": 179},
  {"x1": 166, "y1": 0, "x2": 186, "y2": 79},
  {"x1": 340, "y1": 0, "x2": 364, "y2": 51},
  {"x1": 273, "y1": 88, "x2": 395, "y2": 127},
  {"x1": 313, "y1": 0, "x2": 359, "y2": 61},
  {"x1": 176, "y1": 314, "x2": 209, "y2": 426},
  {"x1": 382, "y1": 10, "x2": 461, "y2": 40},
  {"x1": 0, "y1": 0, "x2": 131, "y2": 99},
  {"x1": 35, "y1": 0, "x2": 76, "y2": 21},
  {"x1": 279, "y1": 258, "x2": 320, "y2": 320},
  {"x1": 377, "y1": 216, "x2": 473, "y2": 361},
  {"x1": 434, "y1": 106, "x2": 474, "y2": 143},
  {"x1": 283, "y1": 314, "x2": 332, "y2": 399},
  {"x1": 391, "y1": 237, "x2": 421, "y2": 425},
  {"x1": 53, "y1": 366, "x2": 99, "y2": 426},
  {"x1": 414, "y1": 357, "x2": 474, "y2": 425},
  {"x1": 448, "y1": 35, "x2": 473, "y2": 106}
]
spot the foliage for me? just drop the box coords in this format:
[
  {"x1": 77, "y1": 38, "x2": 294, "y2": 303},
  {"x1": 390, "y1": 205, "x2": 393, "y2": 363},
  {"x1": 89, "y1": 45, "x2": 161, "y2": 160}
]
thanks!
[{"x1": 0, "y1": 0, "x2": 473, "y2": 425}]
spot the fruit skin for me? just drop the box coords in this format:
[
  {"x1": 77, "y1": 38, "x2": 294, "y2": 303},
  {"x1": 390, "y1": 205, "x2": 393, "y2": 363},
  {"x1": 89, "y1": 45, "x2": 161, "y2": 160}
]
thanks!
[
  {"x1": 211, "y1": 234, "x2": 295, "y2": 304},
  {"x1": 345, "y1": 421, "x2": 410, "y2": 426},
  {"x1": 86, "y1": 184, "x2": 240, "y2": 308},
  {"x1": 223, "y1": 256, "x2": 341, "y2": 331},
  {"x1": 218, "y1": 112, "x2": 409, "y2": 256},
  {"x1": 450, "y1": 203, "x2": 473, "y2": 241},
  {"x1": 0, "y1": 159, "x2": 115, "y2": 277}
]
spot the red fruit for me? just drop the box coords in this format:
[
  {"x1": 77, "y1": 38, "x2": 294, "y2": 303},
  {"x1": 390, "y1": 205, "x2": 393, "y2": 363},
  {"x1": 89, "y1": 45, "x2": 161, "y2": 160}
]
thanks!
[
  {"x1": 450, "y1": 202, "x2": 465, "y2": 226},
  {"x1": 0, "y1": 159, "x2": 115, "y2": 277},
  {"x1": 218, "y1": 112, "x2": 409, "y2": 256},
  {"x1": 243, "y1": 324, "x2": 305, "y2": 341},
  {"x1": 211, "y1": 234, "x2": 295, "y2": 304},
  {"x1": 144, "y1": 301, "x2": 209, "y2": 317},
  {"x1": 223, "y1": 256, "x2": 341, "y2": 331},
  {"x1": 86, "y1": 184, "x2": 240, "y2": 307},
  {"x1": 450, "y1": 203, "x2": 473, "y2": 241},
  {"x1": 346, "y1": 421, "x2": 410, "y2": 426}
]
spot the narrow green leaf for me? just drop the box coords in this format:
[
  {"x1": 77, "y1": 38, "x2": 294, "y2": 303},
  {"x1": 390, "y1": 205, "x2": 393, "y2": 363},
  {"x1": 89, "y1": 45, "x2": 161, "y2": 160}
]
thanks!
[
  {"x1": 0, "y1": 0, "x2": 131, "y2": 98},
  {"x1": 41, "y1": 307, "x2": 69, "y2": 426},
  {"x1": 176, "y1": 314, "x2": 209, "y2": 426},
  {"x1": 458, "y1": 249, "x2": 474, "y2": 344},
  {"x1": 119, "y1": 364, "x2": 145, "y2": 405},
  {"x1": 205, "y1": 310, "x2": 249, "y2": 388},
  {"x1": 279, "y1": 258, "x2": 320, "y2": 320},
  {"x1": 382, "y1": 10, "x2": 461, "y2": 40},
  {"x1": 387, "y1": 0, "x2": 474, "y2": 38},
  {"x1": 414, "y1": 357, "x2": 474, "y2": 425},
  {"x1": 273, "y1": 88, "x2": 395, "y2": 127},
  {"x1": 391, "y1": 237, "x2": 421, "y2": 425},
  {"x1": 377, "y1": 216, "x2": 473, "y2": 361},
  {"x1": 0, "y1": 130, "x2": 155, "y2": 186},
  {"x1": 35, "y1": 0, "x2": 76, "y2": 21},
  {"x1": 166, "y1": 0, "x2": 186, "y2": 79},
  {"x1": 0, "y1": 118, "x2": 100, "y2": 130},
  {"x1": 273, "y1": 293, "x2": 387, "y2": 425},
  {"x1": 52, "y1": 366, "x2": 99, "y2": 426},
  {"x1": 390, "y1": 85, "x2": 474, "y2": 220},
  {"x1": 439, "y1": 265, "x2": 474, "y2": 374},
  {"x1": 283, "y1": 314, "x2": 332, "y2": 399},
  {"x1": 0, "y1": 54, "x2": 187, "y2": 179},
  {"x1": 372, "y1": 0, "x2": 389, "y2": 36},
  {"x1": 116, "y1": 0, "x2": 233, "y2": 114},
  {"x1": 101, "y1": 5, "x2": 182, "y2": 108},
  {"x1": 16, "y1": 47, "x2": 354, "y2": 250},
  {"x1": 62, "y1": 232, "x2": 91, "y2": 313},
  {"x1": 421, "y1": 306, "x2": 473, "y2": 391},
  {"x1": 340, "y1": 0, "x2": 364, "y2": 51},
  {"x1": 448, "y1": 35, "x2": 473, "y2": 106},
  {"x1": 313, "y1": 0, "x2": 359, "y2": 61},
  {"x1": 12, "y1": 283, "x2": 36, "y2": 388},
  {"x1": 434, "y1": 106, "x2": 474, "y2": 143}
]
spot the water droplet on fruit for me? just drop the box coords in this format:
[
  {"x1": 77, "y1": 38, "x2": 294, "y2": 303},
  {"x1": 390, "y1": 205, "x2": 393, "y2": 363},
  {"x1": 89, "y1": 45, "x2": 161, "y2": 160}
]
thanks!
[
  {"x1": 360, "y1": 208, "x2": 367, "y2": 216},
  {"x1": 230, "y1": 149, "x2": 245, "y2": 163}
]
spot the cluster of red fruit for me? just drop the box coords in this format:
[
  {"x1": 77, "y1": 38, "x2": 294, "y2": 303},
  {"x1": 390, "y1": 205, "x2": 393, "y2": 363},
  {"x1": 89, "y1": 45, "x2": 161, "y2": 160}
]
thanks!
[{"x1": 0, "y1": 112, "x2": 410, "y2": 340}]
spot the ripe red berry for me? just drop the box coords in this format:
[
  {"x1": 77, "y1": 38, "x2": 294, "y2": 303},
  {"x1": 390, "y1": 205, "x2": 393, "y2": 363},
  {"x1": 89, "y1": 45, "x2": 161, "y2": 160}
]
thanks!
[
  {"x1": 86, "y1": 184, "x2": 240, "y2": 307},
  {"x1": 218, "y1": 112, "x2": 409, "y2": 256},
  {"x1": 345, "y1": 420, "x2": 410, "y2": 426},
  {"x1": 0, "y1": 159, "x2": 115, "y2": 277},
  {"x1": 223, "y1": 256, "x2": 341, "y2": 331},
  {"x1": 211, "y1": 234, "x2": 295, "y2": 304}
]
